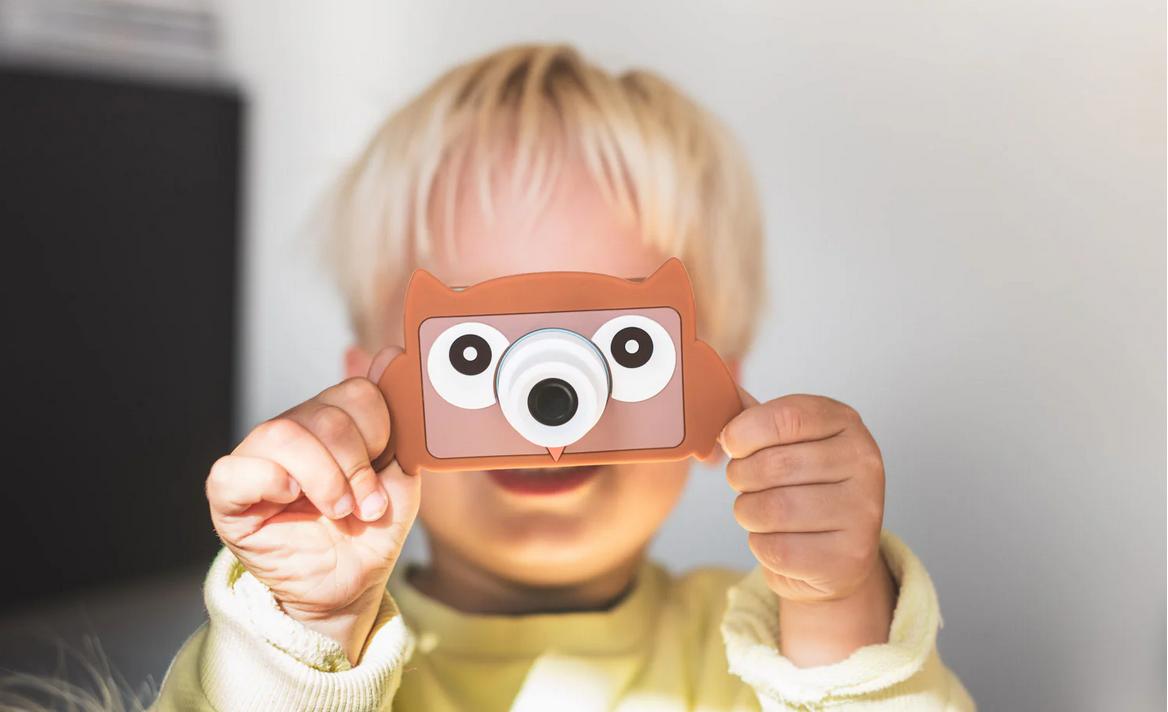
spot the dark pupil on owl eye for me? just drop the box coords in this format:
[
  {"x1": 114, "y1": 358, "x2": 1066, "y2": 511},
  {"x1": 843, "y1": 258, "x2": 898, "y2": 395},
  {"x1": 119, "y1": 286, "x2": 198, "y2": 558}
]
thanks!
[
  {"x1": 449, "y1": 333, "x2": 492, "y2": 376},
  {"x1": 611, "y1": 326, "x2": 653, "y2": 369}
]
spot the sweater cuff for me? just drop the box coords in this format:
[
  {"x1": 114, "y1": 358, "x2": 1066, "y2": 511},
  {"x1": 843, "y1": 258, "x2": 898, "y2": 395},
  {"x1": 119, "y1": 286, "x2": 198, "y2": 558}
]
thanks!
[
  {"x1": 197, "y1": 548, "x2": 413, "y2": 712},
  {"x1": 721, "y1": 531, "x2": 940, "y2": 707}
]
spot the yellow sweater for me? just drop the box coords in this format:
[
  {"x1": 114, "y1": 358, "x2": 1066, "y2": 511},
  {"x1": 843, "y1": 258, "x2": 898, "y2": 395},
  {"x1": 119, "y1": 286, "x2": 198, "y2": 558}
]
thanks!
[{"x1": 151, "y1": 532, "x2": 973, "y2": 711}]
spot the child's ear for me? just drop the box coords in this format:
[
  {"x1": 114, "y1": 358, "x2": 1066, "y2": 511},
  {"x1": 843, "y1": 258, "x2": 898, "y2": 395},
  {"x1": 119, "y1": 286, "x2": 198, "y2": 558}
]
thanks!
[{"x1": 344, "y1": 345, "x2": 374, "y2": 380}]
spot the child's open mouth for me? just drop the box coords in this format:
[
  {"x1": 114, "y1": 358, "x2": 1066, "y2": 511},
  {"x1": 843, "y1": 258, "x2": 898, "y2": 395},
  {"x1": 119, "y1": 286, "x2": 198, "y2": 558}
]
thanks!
[{"x1": 486, "y1": 465, "x2": 601, "y2": 495}]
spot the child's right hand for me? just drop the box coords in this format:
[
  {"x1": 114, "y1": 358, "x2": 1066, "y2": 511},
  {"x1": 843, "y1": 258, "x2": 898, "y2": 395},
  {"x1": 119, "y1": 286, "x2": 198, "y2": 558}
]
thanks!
[{"x1": 204, "y1": 348, "x2": 420, "y2": 665}]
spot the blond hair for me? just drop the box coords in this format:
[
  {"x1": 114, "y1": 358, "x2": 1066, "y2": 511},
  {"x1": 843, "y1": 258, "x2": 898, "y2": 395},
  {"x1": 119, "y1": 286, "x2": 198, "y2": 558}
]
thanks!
[
  {"x1": 0, "y1": 636, "x2": 154, "y2": 712},
  {"x1": 326, "y1": 44, "x2": 765, "y2": 357}
]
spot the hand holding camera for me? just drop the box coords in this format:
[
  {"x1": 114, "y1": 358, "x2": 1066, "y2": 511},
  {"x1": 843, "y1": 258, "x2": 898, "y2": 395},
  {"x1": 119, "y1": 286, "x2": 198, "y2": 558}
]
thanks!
[
  {"x1": 204, "y1": 366, "x2": 420, "y2": 666},
  {"x1": 722, "y1": 390, "x2": 895, "y2": 665}
]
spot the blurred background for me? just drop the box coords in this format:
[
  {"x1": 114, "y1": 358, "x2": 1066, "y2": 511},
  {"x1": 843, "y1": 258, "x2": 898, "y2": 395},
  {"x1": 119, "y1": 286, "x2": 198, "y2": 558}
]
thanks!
[{"x1": 0, "y1": 0, "x2": 1163, "y2": 710}]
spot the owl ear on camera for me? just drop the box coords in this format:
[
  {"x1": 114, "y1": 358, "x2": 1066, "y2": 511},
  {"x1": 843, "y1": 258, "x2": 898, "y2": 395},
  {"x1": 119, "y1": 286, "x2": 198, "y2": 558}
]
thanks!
[
  {"x1": 639, "y1": 257, "x2": 696, "y2": 327},
  {"x1": 403, "y1": 268, "x2": 458, "y2": 316}
]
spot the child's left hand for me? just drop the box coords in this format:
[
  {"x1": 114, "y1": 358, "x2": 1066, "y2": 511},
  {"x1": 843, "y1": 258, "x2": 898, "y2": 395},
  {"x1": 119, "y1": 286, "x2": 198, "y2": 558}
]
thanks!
[{"x1": 720, "y1": 391, "x2": 888, "y2": 604}]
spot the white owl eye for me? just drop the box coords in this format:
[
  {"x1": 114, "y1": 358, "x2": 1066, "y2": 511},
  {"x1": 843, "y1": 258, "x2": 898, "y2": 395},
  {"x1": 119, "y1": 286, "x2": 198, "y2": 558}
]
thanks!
[
  {"x1": 591, "y1": 315, "x2": 676, "y2": 402},
  {"x1": 426, "y1": 322, "x2": 511, "y2": 409}
]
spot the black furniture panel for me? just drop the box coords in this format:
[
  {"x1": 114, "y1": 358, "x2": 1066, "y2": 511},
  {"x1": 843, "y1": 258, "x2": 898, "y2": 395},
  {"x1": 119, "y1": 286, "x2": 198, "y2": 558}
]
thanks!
[{"x1": 0, "y1": 66, "x2": 241, "y2": 608}]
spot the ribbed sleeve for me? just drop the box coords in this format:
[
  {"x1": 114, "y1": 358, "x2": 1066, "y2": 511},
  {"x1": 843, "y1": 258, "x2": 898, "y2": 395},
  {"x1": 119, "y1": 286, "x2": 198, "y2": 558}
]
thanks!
[
  {"x1": 151, "y1": 540, "x2": 973, "y2": 711},
  {"x1": 193, "y1": 547, "x2": 413, "y2": 712},
  {"x1": 721, "y1": 531, "x2": 975, "y2": 711}
]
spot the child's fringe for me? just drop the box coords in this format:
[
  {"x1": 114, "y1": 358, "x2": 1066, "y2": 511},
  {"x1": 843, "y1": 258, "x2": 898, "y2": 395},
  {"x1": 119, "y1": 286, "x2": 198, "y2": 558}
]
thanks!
[{"x1": 0, "y1": 637, "x2": 157, "y2": 712}]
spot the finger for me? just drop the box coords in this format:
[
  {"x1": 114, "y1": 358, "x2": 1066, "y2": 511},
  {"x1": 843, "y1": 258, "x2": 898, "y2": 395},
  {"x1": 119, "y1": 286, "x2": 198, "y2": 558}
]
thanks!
[
  {"x1": 702, "y1": 385, "x2": 757, "y2": 466},
  {"x1": 749, "y1": 530, "x2": 880, "y2": 595},
  {"x1": 714, "y1": 386, "x2": 759, "y2": 463},
  {"x1": 367, "y1": 346, "x2": 404, "y2": 382},
  {"x1": 313, "y1": 377, "x2": 391, "y2": 460},
  {"x1": 733, "y1": 481, "x2": 861, "y2": 533},
  {"x1": 749, "y1": 531, "x2": 846, "y2": 579},
  {"x1": 699, "y1": 448, "x2": 725, "y2": 467},
  {"x1": 206, "y1": 455, "x2": 301, "y2": 517},
  {"x1": 726, "y1": 436, "x2": 858, "y2": 493},
  {"x1": 286, "y1": 402, "x2": 387, "y2": 522},
  {"x1": 342, "y1": 461, "x2": 422, "y2": 567},
  {"x1": 376, "y1": 459, "x2": 422, "y2": 530},
  {"x1": 720, "y1": 394, "x2": 857, "y2": 459},
  {"x1": 236, "y1": 417, "x2": 356, "y2": 520}
]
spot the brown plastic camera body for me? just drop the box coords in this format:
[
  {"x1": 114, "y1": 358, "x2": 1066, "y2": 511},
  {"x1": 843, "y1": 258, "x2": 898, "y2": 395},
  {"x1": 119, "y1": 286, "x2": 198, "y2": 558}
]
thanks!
[{"x1": 373, "y1": 258, "x2": 742, "y2": 474}]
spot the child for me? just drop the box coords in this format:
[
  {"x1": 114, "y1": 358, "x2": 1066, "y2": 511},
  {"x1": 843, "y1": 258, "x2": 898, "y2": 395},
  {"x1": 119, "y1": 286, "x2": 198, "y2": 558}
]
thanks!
[{"x1": 152, "y1": 44, "x2": 973, "y2": 711}]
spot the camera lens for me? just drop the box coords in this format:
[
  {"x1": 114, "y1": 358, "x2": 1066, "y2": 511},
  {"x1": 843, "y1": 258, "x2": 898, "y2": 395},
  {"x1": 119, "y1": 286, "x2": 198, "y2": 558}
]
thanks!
[
  {"x1": 527, "y1": 378, "x2": 578, "y2": 426},
  {"x1": 495, "y1": 328, "x2": 610, "y2": 447}
]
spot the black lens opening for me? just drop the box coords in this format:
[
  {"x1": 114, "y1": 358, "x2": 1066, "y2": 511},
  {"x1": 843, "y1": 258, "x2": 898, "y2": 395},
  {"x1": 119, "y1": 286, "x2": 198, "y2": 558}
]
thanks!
[{"x1": 527, "y1": 378, "x2": 578, "y2": 426}]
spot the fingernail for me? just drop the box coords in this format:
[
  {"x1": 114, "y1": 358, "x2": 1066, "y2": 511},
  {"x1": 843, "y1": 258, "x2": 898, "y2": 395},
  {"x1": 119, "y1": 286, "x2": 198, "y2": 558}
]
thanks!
[
  {"x1": 359, "y1": 491, "x2": 386, "y2": 520},
  {"x1": 287, "y1": 479, "x2": 301, "y2": 498},
  {"x1": 718, "y1": 427, "x2": 731, "y2": 456},
  {"x1": 333, "y1": 493, "x2": 355, "y2": 518}
]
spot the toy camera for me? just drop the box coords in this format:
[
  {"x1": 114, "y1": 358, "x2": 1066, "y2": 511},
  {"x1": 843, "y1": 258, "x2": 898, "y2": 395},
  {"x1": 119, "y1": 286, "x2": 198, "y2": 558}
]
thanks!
[{"x1": 373, "y1": 258, "x2": 742, "y2": 474}]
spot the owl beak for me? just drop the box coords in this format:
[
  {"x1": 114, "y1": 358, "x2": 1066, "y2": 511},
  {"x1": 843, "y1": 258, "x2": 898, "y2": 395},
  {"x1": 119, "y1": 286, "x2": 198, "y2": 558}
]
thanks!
[{"x1": 547, "y1": 446, "x2": 565, "y2": 461}]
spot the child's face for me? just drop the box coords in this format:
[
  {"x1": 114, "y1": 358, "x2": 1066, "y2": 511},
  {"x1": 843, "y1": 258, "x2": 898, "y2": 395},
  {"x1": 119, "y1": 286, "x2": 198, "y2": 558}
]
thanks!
[{"x1": 349, "y1": 162, "x2": 692, "y2": 587}]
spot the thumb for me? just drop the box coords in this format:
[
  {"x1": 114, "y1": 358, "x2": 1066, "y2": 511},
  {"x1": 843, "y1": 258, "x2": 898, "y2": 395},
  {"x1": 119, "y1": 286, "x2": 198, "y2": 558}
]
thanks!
[
  {"x1": 367, "y1": 346, "x2": 404, "y2": 473},
  {"x1": 715, "y1": 385, "x2": 761, "y2": 459},
  {"x1": 367, "y1": 345, "x2": 404, "y2": 382},
  {"x1": 703, "y1": 384, "x2": 761, "y2": 466}
]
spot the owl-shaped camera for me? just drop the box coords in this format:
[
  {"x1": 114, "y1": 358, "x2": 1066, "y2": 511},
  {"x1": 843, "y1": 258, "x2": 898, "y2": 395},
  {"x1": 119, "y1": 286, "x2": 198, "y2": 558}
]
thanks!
[{"x1": 373, "y1": 258, "x2": 742, "y2": 474}]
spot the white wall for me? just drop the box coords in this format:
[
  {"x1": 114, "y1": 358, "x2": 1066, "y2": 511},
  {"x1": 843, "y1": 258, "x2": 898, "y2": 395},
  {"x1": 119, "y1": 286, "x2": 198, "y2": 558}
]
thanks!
[{"x1": 216, "y1": 2, "x2": 1165, "y2": 709}]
